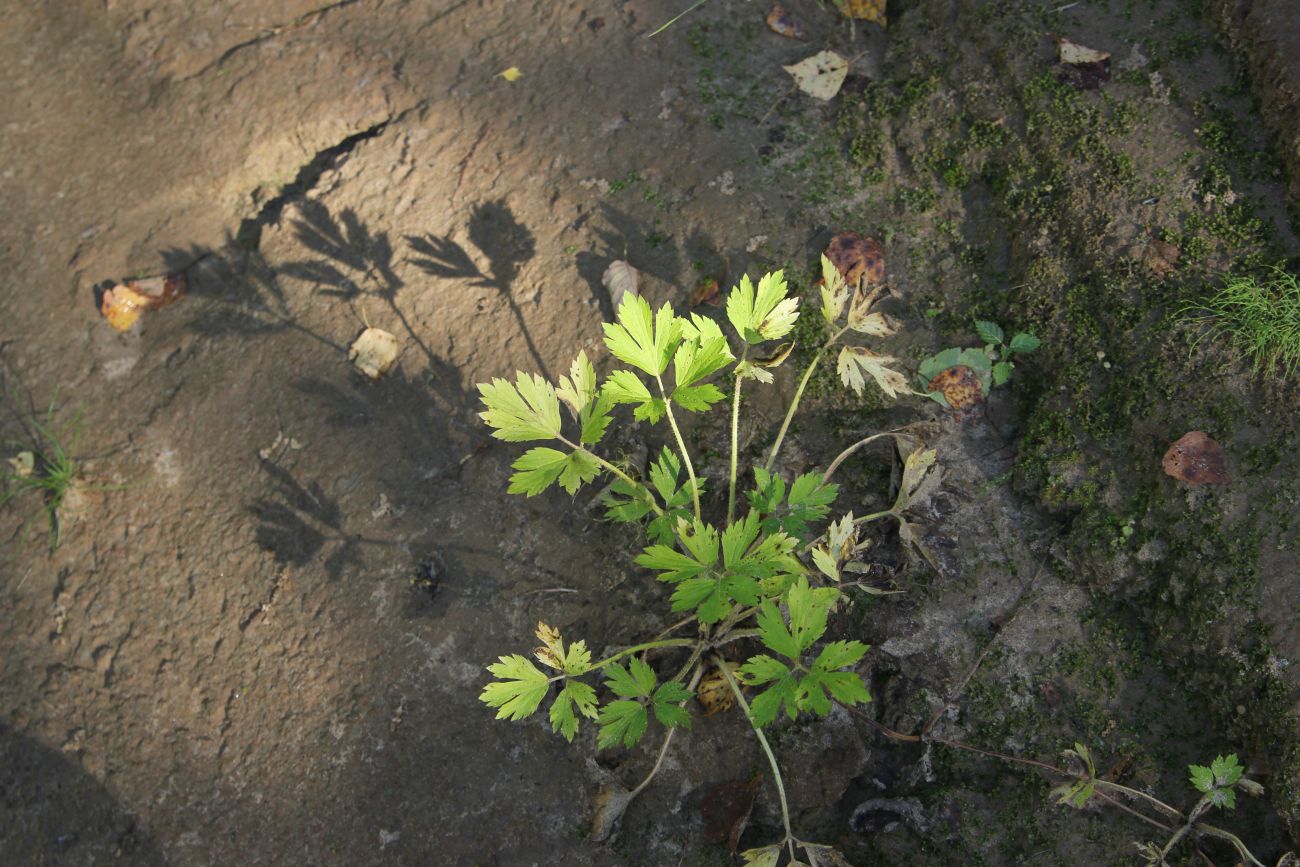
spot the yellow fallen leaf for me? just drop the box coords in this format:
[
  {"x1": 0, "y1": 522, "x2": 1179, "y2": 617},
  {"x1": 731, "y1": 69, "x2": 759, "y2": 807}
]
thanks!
[
  {"x1": 100, "y1": 284, "x2": 149, "y2": 332},
  {"x1": 840, "y1": 0, "x2": 886, "y2": 26},
  {"x1": 782, "y1": 50, "x2": 849, "y2": 101},
  {"x1": 349, "y1": 327, "x2": 400, "y2": 379},
  {"x1": 99, "y1": 273, "x2": 186, "y2": 333},
  {"x1": 1057, "y1": 38, "x2": 1110, "y2": 65},
  {"x1": 498, "y1": 66, "x2": 523, "y2": 82},
  {"x1": 7, "y1": 451, "x2": 35, "y2": 478}
]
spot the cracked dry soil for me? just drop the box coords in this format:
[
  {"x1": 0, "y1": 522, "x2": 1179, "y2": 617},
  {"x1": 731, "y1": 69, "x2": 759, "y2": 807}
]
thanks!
[{"x1": 2, "y1": 1, "x2": 1299, "y2": 866}]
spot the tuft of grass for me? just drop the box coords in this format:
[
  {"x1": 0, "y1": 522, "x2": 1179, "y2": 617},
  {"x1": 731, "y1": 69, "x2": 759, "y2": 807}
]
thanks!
[
  {"x1": 2, "y1": 403, "x2": 85, "y2": 553},
  {"x1": 1188, "y1": 268, "x2": 1300, "y2": 378}
]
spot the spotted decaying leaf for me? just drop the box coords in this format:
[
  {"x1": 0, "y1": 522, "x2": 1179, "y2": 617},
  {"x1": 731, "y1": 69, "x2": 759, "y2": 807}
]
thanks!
[
  {"x1": 783, "y1": 50, "x2": 849, "y2": 101},
  {"x1": 701, "y1": 776, "x2": 760, "y2": 851},
  {"x1": 927, "y1": 365, "x2": 984, "y2": 419},
  {"x1": 1162, "y1": 431, "x2": 1230, "y2": 485},
  {"x1": 826, "y1": 232, "x2": 885, "y2": 288},
  {"x1": 696, "y1": 661, "x2": 741, "y2": 715},
  {"x1": 840, "y1": 0, "x2": 887, "y2": 27},
  {"x1": 99, "y1": 272, "x2": 187, "y2": 332},
  {"x1": 348, "y1": 327, "x2": 400, "y2": 380},
  {"x1": 1056, "y1": 37, "x2": 1110, "y2": 89},
  {"x1": 765, "y1": 3, "x2": 808, "y2": 40}
]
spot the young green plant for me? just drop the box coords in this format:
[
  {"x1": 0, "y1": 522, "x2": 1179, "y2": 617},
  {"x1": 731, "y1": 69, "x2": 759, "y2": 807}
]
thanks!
[
  {"x1": 477, "y1": 258, "x2": 920, "y2": 856},
  {"x1": 917, "y1": 318, "x2": 1040, "y2": 406}
]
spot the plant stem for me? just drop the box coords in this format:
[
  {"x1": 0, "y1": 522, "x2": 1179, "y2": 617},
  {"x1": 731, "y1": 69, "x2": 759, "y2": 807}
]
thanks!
[
  {"x1": 714, "y1": 655, "x2": 795, "y2": 860},
  {"x1": 655, "y1": 376, "x2": 702, "y2": 520},
  {"x1": 628, "y1": 666, "x2": 705, "y2": 799},
  {"x1": 822, "y1": 430, "x2": 906, "y2": 484},
  {"x1": 727, "y1": 348, "x2": 749, "y2": 527},
  {"x1": 764, "y1": 327, "x2": 848, "y2": 473},
  {"x1": 590, "y1": 638, "x2": 696, "y2": 671},
  {"x1": 558, "y1": 436, "x2": 664, "y2": 517}
]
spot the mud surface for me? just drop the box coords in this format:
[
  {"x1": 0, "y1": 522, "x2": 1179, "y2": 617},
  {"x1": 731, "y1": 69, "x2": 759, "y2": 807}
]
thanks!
[{"x1": 2, "y1": 1, "x2": 1298, "y2": 865}]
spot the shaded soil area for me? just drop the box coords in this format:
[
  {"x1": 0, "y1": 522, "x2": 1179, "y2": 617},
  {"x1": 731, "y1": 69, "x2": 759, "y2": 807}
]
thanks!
[{"x1": 1, "y1": 1, "x2": 1298, "y2": 865}]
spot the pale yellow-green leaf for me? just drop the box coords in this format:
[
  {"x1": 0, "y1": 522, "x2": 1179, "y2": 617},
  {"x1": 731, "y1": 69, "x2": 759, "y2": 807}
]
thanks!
[
  {"x1": 836, "y1": 346, "x2": 909, "y2": 399},
  {"x1": 557, "y1": 351, "x2": 597, "y2": 417},
  {"x1": 499, "y1": 66, "x2": 523, "y2": 81},
  {"x1": 740, "y1": 844, "x2": 782, "y2": 867},
  {"x1": 7, "y1": 450, "x2": 35, "y2": 478},
  {"x1": 820, "y1": 253, "x2": 848, "y2": 324},
  {"x1": 1057, "y1": 38, "x2": 1109, "y2": 65},
  {"x1": 811, "y1": 545, "x2": 839, "y2": 581},
  {"x1": 848, "y1": 310, "x2": 897, "y2": 337},
  {"x1": 783, "y1": 51, "x2": 849, "y2": 101},
  {"x1": 349, "y1": 327, "x2": 400, "y2": 379}
]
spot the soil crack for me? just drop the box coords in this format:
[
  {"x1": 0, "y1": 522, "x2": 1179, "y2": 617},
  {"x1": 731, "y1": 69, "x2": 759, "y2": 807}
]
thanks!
[
  {"x1": 234, "y1": 117, "x2": 396, "y2": 251},
  {"x1": 180, "y1": 1, "x2": 361, "y2": 82}
]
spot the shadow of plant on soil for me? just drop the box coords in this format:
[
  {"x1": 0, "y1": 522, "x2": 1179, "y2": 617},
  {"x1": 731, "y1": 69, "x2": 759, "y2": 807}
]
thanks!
[{"x1": 407, "y1": 198, "x2": 549, "y2": 376}]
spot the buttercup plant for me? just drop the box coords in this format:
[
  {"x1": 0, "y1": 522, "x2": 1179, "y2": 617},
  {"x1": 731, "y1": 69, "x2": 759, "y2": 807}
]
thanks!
[{"x1": 477, "y1": 254, "x2": 929, "y2": 861}]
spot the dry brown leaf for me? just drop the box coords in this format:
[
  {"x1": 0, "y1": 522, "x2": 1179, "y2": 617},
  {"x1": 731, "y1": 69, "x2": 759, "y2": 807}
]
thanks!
[
  {"x1": 765, "y1": 3, "x2": 808, "y2": 40},
  {"x1": 840, "y1": 0, "x2": 886, "y2": 27},
  {"x1": 783, "y1": 51, "x2": 849, "y2": 101},
  {"x1": 689, "y1": 277, "x2": 721, "y2": 308},
  {"x1": 826, "y1": 232, "x2": 885, "y2": 289},
  {"x1": 927, "y1": 365, "x2": 984, "y2": 419},
  {"x1": 349, "y1": 327, "x2": 400, "y2": 380},
  {"x1": 1162, "y1": 431, "x2": 1230, "y2": 484},
  {"x1": 99, "y1": 273, "x2": 187, "y2": 332},
  {"x1": 697, "y1": 661, "x2": 741, "y2": 715},
  {"x1": 1144, "y1": 237, "x2": 1181, "y2": 279},
  {"x1": 701, "y1": 776, "x2": 760, "y2": 851}
]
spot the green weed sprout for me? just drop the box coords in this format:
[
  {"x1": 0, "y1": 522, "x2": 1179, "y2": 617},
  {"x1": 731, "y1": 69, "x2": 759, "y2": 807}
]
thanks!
[
  {"x1": 2, "y1": 402, "x2": 85, "y2": 553},
  {"x1": 917, "y1": 319, "x2": 1040, "y2": 406},
  {"x1": 1054, "y1": 745, "x2": 1269, "y2": 866},
  {"x1": 1186, "y1": 267, "x2": 1300, "y2": 378},
  {"x1": 477, "y1": 256, "x2": 923, "y2": 858}
]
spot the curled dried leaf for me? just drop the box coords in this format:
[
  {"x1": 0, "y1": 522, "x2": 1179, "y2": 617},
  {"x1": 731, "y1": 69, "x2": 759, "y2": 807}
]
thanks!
[
  {"x1": 1162, "y1": 431, "x2": 1230, "y2": 484},
  {"x1": 602, "y1": 260, "x2": 639, "y2": 313},
  {"x1": 754, "y1": 341, "x2": 795, "y2": 369},
  {"x1": 99, "y1": 273, "x2": 187, "y2": 332},
  {"x1": 765, "y1": 3, "x2": 808, "y2": 40},
  {"x1": 689, "y1": 277, "x2": 721, "y2": 308}
]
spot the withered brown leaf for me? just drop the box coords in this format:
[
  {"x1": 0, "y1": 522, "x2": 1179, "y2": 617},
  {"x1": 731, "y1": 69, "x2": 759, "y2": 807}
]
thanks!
[
  {"x1": 765, "y1": 3, "x2": 808, "y2": 40},
  {"x1": 701, "y1": 776, "x2": 760, "y2": 851},
  {"x1": 1162, "y1": 431, "x2": 1230, "y2": 484},
  {"x1": 825, "y1": 232, "x2": 885, "y2": 289},
  {"x1": 927, "y1": 365, "x2": 984, "y2": 419}
]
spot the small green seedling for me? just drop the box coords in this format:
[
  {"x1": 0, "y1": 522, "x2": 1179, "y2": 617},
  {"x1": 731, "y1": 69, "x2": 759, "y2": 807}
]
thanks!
[
  {"x1": 2, "y1": 403, "x2": 86, "y2": 553},
  {"x1": 917, "y1": 319, "x2": 1040, "y2": 406},
  {"x1": 1056, "y1": 744, "x2": 1268, "y2": 865}
]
